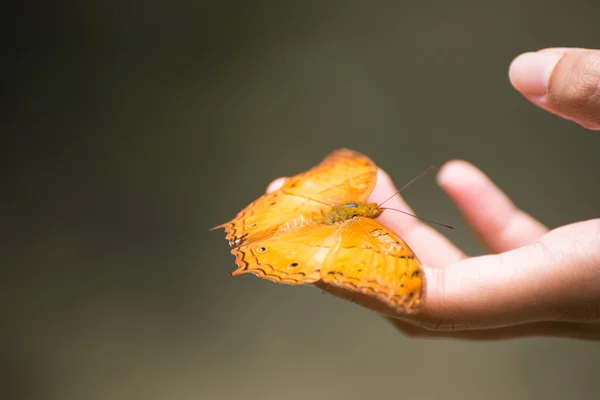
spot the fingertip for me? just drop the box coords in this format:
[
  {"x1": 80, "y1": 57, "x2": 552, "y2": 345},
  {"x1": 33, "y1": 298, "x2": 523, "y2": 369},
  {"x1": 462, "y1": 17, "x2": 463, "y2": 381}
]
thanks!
[
  {"x1": 266, "y1": 177, "x2": 287, "y2": 193},
  {"x1": 436, "y1": 160, "x2": 479, "y2": 190},
  {"x1": 376, "y1": 167, "x2": 395, "y2": 188},
  {"x1": 508, "y1": 50, "x2": 564, "y2": 98},
  {"x1": 438, "y1": 159, "x2": 509, "y2": 215}
]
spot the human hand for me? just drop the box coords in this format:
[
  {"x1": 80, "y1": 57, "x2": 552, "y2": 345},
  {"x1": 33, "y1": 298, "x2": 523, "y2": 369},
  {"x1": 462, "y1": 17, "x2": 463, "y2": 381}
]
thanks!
[
  {"x1": 380, "y1": 47, "x2": 600, "y2": 339},
  {"x1": 372, "y1": 164, "x2": 599, "y2": 340},
  {"x1": 265, "y1": 47, "x2": 600, "y2": 339},
  {"x1": 268, "y1": 163, "x2": 599, "y2": 340}
]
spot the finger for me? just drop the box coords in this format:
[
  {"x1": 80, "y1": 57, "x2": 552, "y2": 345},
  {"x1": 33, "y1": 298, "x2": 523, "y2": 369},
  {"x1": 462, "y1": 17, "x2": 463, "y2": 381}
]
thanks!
[
  {"x1": 369, "y1": 168, "x2": 466, "y2": 267},
  {"x1": 387, "y1": 318, "x2": 600, "y2": 340},
  {"x1": 413, "y1": 219, "x2": 600, "y2": 330},
  {"x1": 437, "y1": 160, "x2": 548, "y2": 253},
  {"x1": 509, "y1": 48, "x2": 600, "y2": 130},
  {"x1": 266, "y1": 177, "x2": 287, "y2": 193}
]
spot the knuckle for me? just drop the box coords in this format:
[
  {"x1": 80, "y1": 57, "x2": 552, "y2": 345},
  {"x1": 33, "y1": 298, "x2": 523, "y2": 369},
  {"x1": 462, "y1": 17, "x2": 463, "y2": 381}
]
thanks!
[
  {"x1": 549, "y1": 51, "x2": 600, "y2": 128},
  {"x1": 417, "y1": 311, "x2": 465, "y2": 332},
  {"x1": 417, "y1": 267, "x2": 471, "y2": 332},
  {"x1": 564, "y1": 53, "x2": 600, "y2": 102},
  {"x1": 545, "y1": 218, "x2": 600, "y2": 323}
]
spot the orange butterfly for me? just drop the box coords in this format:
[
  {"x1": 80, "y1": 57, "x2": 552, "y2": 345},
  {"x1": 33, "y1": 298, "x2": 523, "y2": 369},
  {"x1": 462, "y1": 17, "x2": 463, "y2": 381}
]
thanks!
[{"x1": 213, "y1": 149, "x2": 425, "y2": 314}]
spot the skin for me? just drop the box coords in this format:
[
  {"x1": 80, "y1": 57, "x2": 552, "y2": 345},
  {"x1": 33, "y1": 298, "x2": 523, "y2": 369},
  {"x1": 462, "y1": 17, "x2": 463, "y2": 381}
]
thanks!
[{"x1": 267, "y1": 47, "x2": 600, "y2": 340}]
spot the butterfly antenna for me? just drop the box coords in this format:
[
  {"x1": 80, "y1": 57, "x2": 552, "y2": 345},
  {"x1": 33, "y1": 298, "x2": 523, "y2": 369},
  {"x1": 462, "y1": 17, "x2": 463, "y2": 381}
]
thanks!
[
  {"x1": 378, "y1": 166, "x2": 436, "y2": 207},
  {"x1": 381, "y1": 207, "x2": 455, "y2": 230}
]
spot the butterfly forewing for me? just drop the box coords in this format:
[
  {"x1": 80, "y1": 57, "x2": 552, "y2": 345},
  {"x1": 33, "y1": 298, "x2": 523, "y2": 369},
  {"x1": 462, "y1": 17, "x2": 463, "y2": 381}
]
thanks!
[
  {"x1": 217, "y1": 191, "x2": 329, "y2": 247},
  {"x1": 282, "y1": 148, "x2": 378, "y2": 205}
]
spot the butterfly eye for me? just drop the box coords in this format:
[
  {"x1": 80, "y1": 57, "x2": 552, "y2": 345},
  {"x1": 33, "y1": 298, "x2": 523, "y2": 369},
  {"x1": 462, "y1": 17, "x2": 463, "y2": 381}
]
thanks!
[
  {"x1": 257, "y1": 247, "x2": 267, "y2": 252},
  {"x1": 345, "y1": 202, "x2": 359, "y2": 208}
]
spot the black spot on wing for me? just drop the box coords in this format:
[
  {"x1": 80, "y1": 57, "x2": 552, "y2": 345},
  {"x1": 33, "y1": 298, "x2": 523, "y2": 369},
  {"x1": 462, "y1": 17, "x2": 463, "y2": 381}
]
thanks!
[{"x1": 235, "y1": 246, "x2": 307, "y2": 284}]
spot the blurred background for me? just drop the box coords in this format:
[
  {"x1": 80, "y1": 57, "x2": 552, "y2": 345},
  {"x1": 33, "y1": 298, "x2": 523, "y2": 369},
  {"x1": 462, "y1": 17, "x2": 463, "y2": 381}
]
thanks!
[{"x1": 3, "y1": 1, "x2": 600, "y2": 399}]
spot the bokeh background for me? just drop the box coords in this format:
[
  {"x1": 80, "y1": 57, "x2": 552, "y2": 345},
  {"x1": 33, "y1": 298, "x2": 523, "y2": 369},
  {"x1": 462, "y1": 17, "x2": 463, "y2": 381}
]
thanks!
[{"x1": 4, "y1": 1, "x2": 600, "y2": 399}]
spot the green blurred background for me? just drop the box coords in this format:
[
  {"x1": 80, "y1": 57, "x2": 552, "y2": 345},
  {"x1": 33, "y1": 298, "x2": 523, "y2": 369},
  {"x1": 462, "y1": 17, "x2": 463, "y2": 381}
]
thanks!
[{"x1": 4, "y1": 1, "x2": 600, "y2": 399}]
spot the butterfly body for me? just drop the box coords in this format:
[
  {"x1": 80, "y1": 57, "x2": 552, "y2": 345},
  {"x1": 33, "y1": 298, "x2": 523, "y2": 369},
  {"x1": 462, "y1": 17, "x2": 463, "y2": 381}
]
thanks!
[
  {"x1": 322, "y1": 202, "x2": 383, "y2": 225},
  {"x1": 215, "y1": 149, "x2": 425, "y2": 314}
]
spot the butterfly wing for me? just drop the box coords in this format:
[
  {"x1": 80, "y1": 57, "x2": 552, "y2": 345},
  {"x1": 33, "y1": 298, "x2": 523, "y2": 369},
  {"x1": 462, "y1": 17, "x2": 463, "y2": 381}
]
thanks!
[
  {"x1": 282, "y1": 148, "x2": 378, "y2": 204},
  {"x1": 215, "y1": 190, "x2": 328, "y2": 247},
  {"x1": 230, "y1": 221, "x2": 342, "y2": 285},
  {"x1": 215, "y1": 148, "x2": 377, "y2": 247},
  {"x1": 320, "y1": 217, "x2": 425, "y2": 314}
]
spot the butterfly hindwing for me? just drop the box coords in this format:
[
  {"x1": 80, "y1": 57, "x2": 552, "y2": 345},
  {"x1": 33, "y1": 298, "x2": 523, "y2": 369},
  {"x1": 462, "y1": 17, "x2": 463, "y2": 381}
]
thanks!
[
  {"x1": 231, "y1": 221, "x2": 342, "y2": 285},
  {"x1": 320, "y1": 217, "x2": 425, "y2": 313}
]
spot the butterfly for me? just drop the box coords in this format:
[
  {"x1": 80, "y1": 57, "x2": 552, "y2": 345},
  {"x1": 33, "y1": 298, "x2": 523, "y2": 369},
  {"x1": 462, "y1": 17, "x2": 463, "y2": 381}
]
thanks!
[{"x1": 213, "y1": 149, "x2": 425, "y2": 314}]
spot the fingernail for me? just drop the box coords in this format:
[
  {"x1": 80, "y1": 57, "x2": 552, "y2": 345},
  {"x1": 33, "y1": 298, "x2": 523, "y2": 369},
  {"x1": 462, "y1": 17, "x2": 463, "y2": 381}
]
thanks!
[{"x1": 509, "y1": 51, "x2": 564, "y2": 97}]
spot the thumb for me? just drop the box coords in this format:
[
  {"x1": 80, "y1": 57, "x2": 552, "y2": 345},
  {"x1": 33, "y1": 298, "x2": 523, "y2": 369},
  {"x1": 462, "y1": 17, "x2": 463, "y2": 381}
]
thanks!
[
  {"x1": 419, "y1": 219, "x2": 600, "y2": 330},
  {"x1": 509, "y1": 48, "x2": 600, "y2": 130}
]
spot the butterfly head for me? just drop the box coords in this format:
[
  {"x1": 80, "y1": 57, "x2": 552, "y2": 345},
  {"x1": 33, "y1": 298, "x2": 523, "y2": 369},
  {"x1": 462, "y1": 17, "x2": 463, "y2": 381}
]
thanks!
[{"x1": 359, "y1": 202, "x2": 384, "y2": 219}]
